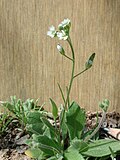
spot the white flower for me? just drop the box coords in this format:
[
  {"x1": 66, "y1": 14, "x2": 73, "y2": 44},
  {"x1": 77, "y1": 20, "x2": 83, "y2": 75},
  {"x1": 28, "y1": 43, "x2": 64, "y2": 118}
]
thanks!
[
  {"x1": 57, "y1": 30, "x2": 68, "y2": 40},
  {"x1": 57, "y1": 44, "x2": 65, "y2": 55},
  {"x1": 47, "y1": 25, "x2": 56, "y2": 38},
  {"x1": 58, "y1": 18, "x2": 71, "y2": 30}
]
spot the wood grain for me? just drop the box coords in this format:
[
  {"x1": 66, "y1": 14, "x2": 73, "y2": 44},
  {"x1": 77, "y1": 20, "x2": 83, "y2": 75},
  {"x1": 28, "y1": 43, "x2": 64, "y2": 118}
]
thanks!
[{"x1": 0, "y1": 0, "x2": 120, "y2": 112}]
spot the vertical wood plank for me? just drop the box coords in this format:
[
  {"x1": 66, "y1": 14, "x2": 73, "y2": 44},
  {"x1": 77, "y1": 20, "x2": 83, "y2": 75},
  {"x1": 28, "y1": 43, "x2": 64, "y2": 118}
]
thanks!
[{"x1": 0, "y1": 0, "x2": 120, "y2": 112}]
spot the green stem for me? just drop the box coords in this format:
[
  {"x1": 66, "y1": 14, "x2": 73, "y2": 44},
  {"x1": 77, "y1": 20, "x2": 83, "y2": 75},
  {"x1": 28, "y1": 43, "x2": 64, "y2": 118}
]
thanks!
[
  {"x1": 73, "y1": 68, "x2": 88, "y2": 79},
  {"x1": 64, "y1": 37, "x2": 75, "y2": 110},
  {"x1": 66, "y1": 86, "x2": 70, "y2": 108},
  {"x1": 64, "y1": 54, "x2": 73, "y2": 61},
  {"x1": 84, "y1": 110, "x2": 106, "y2": 142},
  {"x1": 57, "y1": 83, "x2": 66, "y2": 104}
]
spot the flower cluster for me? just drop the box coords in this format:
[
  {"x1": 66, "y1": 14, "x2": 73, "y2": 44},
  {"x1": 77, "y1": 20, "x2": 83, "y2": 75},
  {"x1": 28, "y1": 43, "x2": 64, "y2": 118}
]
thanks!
[{"x1": 47, "y1": 18, "x2": 71, "y2": 40}]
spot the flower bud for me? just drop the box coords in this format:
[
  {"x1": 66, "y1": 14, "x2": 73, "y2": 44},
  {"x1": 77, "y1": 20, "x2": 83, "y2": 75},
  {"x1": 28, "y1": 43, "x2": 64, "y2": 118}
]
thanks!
[
  {"x1": 58, "y1": 24, "x2": 64, "y2": 31},
  {"x1": 85, "y1": 53, "x2": 95, "y2": 69},
  {"x1": 99, "y1": 99, "x2": 109, "y2": 112},
  {"x1": 57, "y1": 44, "x2": 65, "y2": 55}
]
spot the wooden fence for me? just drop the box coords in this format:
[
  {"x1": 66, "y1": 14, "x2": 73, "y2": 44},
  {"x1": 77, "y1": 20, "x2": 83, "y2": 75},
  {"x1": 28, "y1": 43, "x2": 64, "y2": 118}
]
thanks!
[{"x1": 0, "y1": 0, "x2": 120, "y2": 112}]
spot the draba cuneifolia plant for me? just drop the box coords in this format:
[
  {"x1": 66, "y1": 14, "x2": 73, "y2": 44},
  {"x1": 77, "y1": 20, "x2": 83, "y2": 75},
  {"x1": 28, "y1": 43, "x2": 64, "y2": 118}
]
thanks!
[{"x1": 24, "y1": 19, "x2": 120, "y2": 160}]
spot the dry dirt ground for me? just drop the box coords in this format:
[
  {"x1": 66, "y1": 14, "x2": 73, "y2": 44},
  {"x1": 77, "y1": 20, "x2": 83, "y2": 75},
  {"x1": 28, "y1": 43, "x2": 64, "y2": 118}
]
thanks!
[{"x1": 0, "y1": 149, "x2": 32, "y2": 160}]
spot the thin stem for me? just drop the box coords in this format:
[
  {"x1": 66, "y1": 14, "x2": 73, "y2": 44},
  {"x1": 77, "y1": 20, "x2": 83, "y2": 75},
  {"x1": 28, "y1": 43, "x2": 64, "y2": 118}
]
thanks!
[
  {"x1": 57, "y1": 83, "x2": 66, "y2": 104},
  {"x1": 64, "y1": 54, "x2": 73, "y2": 61},
  {"x1": 64, "y1": 36, "x2": 75, "y2": 110},
  {"x1": 84, "y1": 110, "x2": 106, "y2": 142},
  {"x1": 73, "y1": 68, "x2": 88, "y2": 79},
  {"x1": 66, "y1": 86, "x2": 70, "y2": 108},
  {"x1": 68, "y1": 37, "x2": 75, "y2": 59}
]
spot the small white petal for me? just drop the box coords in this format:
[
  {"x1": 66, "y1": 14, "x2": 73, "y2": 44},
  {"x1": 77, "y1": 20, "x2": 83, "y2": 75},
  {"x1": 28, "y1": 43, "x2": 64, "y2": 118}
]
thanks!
[
  {"x1": 47, "y1": 31, "x2": 54, "y2": 38},
  {"x1": 47, "y1": 25, "x2": 56, "y2": 38},
  {"x1": 62, "y1": 18, "x2": 70, "y2": 25},
  {"x1": 59, "y1": 18, "x2": 71, "y2": 29},
  {"x1": 57, "y1": 31, "x2": 68, "y2": 40},
  {"x1": 57, "y1": 32, "x2": 63, "y2": 39},
  {"x1": 49, "y1": 25, "x2": 55, "y2": 31}
]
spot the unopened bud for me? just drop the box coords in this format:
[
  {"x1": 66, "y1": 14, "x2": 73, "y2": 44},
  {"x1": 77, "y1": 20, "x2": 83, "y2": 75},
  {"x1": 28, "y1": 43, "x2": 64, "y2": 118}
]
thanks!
[
  {"x1": 85, "y1": 53, "x2": 95, "y2": 69},
  {"x1": 57, "y1": 44, "x2": 65, "y2": 55}
]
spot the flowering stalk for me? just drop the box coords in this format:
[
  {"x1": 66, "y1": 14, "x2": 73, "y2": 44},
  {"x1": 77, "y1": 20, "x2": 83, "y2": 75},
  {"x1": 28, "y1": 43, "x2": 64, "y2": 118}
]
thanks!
[
  {"x1": 47, "y1": 18, "x2": 95, "y2": 110},
  {"x1": 64, "y1": 36, "x2": 75, "y2": 109}
]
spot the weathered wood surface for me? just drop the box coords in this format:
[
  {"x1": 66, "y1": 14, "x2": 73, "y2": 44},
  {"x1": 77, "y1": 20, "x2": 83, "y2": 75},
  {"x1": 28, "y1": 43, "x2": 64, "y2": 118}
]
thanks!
[{"x1": 0, "y1": 0, "x2": 120, "y2": 111}]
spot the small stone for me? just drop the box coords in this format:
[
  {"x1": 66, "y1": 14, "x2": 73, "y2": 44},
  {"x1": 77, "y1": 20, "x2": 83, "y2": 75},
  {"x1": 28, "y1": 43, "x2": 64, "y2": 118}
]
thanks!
[
  {"x1": 86, "y1": 120, "x2": 92, "y2": 127},
  {"x1": 102, "y1": 121, "x2": 107, "y2": 128},
  {"x1": 108, "y1": 120, "x2": 117, "y2": 128}
]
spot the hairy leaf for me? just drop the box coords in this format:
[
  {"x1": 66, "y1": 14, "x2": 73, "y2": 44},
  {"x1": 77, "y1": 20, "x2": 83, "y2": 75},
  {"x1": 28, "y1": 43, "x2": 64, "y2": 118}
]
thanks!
[
  {"x1": 99, "y1": 99, "x2": 109, "y2": 112},
  {"x1": 66, "y1": 102, "x2": 86, "y2": 140},
  {"x1": 25, "y1": 148, "x2": 43, "y2": 159},
  {"x1": 26, "y1": 111, "x2": 44, "y2": 134},
  {"x1": 34, "y1": 135, "x2": 61, "y2": 156},
  {"x1": 64, "y1": 149, "x2": 85, "y2": 160},
  {"x1": 60, "y1": 108, "x2": 68, "y2": 140},
  {"x1": 41, "y1": 117, "x2": 59, "y2": 140},
  {"x1": 83, "y1": 139, "x2": 120, "y2": 157},
  {"x1": 50, "y1": 98, "x2": 58, "y2": 120},
  {"x1": 69, "y1": 139, "x2": 89, "y2": 153}
]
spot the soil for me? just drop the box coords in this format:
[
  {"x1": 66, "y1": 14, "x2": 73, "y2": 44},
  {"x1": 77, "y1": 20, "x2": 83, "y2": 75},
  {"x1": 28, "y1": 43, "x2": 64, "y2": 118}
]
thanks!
[
  {"x1": 0, "y1": 116, "x2": 32, "y2": 160},
  {"x1": 86, "y1": 111, "x2": 120, "y2": 129},
  {"x1": 0, "y1": 111, "x2": 120, "y2": 160}
]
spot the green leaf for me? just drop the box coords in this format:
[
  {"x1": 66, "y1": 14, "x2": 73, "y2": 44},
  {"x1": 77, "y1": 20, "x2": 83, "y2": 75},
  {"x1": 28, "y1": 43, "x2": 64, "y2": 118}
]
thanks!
[
  {"x1": 57, "y1": 83, "x2": 66, "y2": 104},
  {"x1": 60, "y1": 108, "x2": 68, "y2": 140},
  {"x1": 27, "y1": 123, "x2": 44, "y2": 135},
  {"x1": 66, "y1": 102, "x2": 86, "y2": 140},
  {"x1": 34, "y1": 135, "x2": 61, "y2": 156},
  {"x1": 25, "y1": 148, "x2": 43, "y2": 159},
  {"x1": 41, "y1": 117, "x2": 56, "y2": 133},
  {"x1": 85, "y1": 53, "x2": 95, "y2": 69},
  {"x1": 50, "y1": 98, "x2": 58, "y2": 120},
  {"x1": 47, "y1": 154, "x2": 63, "y2": 160},
  {"x1": 47, "y1": 156, "x2": 56, "y2": 160},
  {"x1": 27, "y1": 111, "x2": 43, "y2": 124},
  {"x1": 64, "y1": 149, "x2": 85, "y2": 160},
  {"x1": 99, "y1": 99, "x2": 109, "y2": 112},
  {"x1": 109, "y1": 147, "x2": 116, "y2": 159},
  {"x1": 69, "y1": 139, "x2": 89, "y2": 153},
  {"x1": 41, "y1": 117, "x2": 59, "y2": 139},
  {"x1": 83, "y1": 139, "x2": 120, "y2": 157},
  {"x1": 23, "y1": 99, "x2": 35, "y2": 112},
  {"x1": 43, "y1": 127, "x2": 52, "y2": 138},
  {"x1": 26, "y1": 111, "x2": 44, "y2": 134}
]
